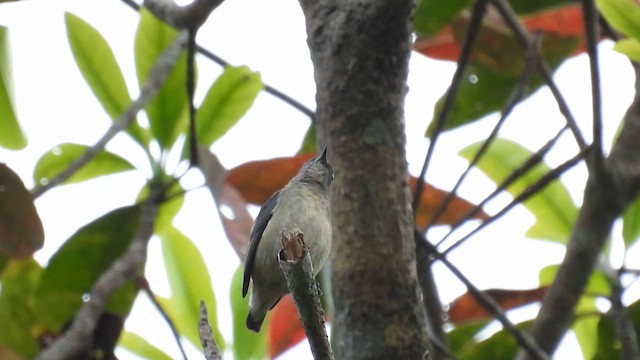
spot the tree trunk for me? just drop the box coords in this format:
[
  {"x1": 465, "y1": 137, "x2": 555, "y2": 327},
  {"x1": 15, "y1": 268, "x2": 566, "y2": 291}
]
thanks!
[{"x1": 298, "y1": 1, "x2": 429, "y2": 359}]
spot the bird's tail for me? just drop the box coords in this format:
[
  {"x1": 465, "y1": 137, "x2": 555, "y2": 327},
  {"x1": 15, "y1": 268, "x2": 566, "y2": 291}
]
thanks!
[{"x1": 246, "y1": 308, "x2": 266, "y2": 333}]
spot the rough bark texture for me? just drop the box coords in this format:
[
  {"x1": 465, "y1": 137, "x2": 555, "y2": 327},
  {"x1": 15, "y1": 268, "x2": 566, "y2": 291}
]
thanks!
[
  {"x1": 298, "y1": 1, "x2": 429, "y2": 359},
  {"x1": 519, "y1": 63, "x2": 640, "y2": 358}
]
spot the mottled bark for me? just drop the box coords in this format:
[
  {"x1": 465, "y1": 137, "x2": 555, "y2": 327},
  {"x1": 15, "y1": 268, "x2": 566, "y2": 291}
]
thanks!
[{"x1": 298, "y1": 0, "x2": 429, "y2": 359}]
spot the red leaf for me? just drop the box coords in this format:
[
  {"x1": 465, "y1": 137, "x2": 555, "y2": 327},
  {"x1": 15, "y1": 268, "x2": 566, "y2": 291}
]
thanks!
[
  {"x1": 226, "y1": 154, "x2": 315, "y2": 205},
  {"x1": 415, "y1": 4, "x2": 585, "y2": 62},
  {"x1": 217, "y1": 182, "x2": 254, "y2": 261},
  {"x1": 524, "y1": 4, "x2": 584, "y2": 36},
  {"x1": 268, "y1": 295, "x2": 306, "y2": 359},
  {"x1": 227, "y1": 155, "x2": 488, "y2": 229},
  {"x1": 0, "y1": 163, "x2": 44, "y2": 258},
  {"x1": 409, "y1": 177, "x2": 489, "y2": 228},
  {"x1": 198, "y1": 148, "x2": 254, "y2": 261},
  {"x1": 447, "y1": 287, "x2": 549, "y2": 324}
]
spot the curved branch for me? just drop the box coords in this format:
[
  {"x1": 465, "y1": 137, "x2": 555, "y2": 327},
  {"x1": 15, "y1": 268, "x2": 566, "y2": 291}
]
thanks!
[
  {"x1": 37, "y1": 192, "x2": 159, "y2": 360},
  {"x1": 31, "y1": 32, "x2": 189, "y2": 198},
  {"x1": 518, "y1": 62, "x2": 640, "y2": 359},
  {"x1": 139, "y1": 278, "x2": 189, "y2": 360}
]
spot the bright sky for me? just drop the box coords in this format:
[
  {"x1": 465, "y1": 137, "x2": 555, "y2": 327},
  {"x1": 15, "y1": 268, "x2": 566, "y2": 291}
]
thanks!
[{"x1": 0, "y1": 0, "x2": 637, "y2": 359}]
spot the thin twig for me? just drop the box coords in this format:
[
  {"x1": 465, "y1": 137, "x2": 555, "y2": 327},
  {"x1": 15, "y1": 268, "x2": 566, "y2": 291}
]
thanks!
[
  {"x1": 37, "y1": 189, "x2": 161, "y2": 360},
  {"x1": 139, "y1": 277, "x2": 189, "y2": 360},
  {"x1": 118, "y1": 0, "x2": 316, "y2": 122},
  {"x1": 598, "y1": 14, "x2": 622, "y2": 41},
  {"x1": 31, "y1": 32, "x2": 189, "y2": 198},
  {"x1": 412, "y1": 5, "x2": 489, "y2": 355},
  {"x1": 196, "y1": 45, "x2": 316, "y2": 121},
  {"x1": 581, "y1": 0, "x2": 605, "y2": 170},
  {"x1": 442, "y1": 146, "x2": 589, "y2": 257},
  {"x1": 412, "y1": 0, "x2": 489, "y2": 212},
  {"x1": 491, "y1": 0, "x2": 589, "y2": 152},
  {"x1": 187, "y1": 28, "x2": 199, "y2": 166},
  {"x1": 143, "y1": 0, "x2": 223, "y2": 30},
  {"x1": 436, "y1": 125, "x2": 569, "y2": 249},
  {"x1": 415, "y1": 230, "x2": 550, "y2": 360},
  {"x1": 199, "y1": 301, "x2": 223, "y2": 360},
  {"x1": 426, "y1": 34, "x2": 541, "y2": 230},
  {"x1": 416, "y1": 238, "x2": 449, "y2": 360},
  {"x1": 429, "y1": 335, "x2": 460, "y2": 360}
]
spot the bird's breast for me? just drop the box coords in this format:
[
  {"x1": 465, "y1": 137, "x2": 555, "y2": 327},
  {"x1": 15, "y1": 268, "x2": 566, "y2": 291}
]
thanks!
[{"x1": 256, "y1": 186, "x2": 331, "y2": 282}]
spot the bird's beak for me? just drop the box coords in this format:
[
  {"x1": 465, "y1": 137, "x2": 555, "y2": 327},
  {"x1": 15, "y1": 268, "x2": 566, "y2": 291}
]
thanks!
[{"x1": 318, "y1": 147, "x2": 328, "y2": 163}]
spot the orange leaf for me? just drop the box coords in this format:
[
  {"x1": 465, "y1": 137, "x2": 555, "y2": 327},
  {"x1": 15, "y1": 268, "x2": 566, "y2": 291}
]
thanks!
[
  {"x1": 218, "y1": 182, "x2": 254, "y2": 261},
  {"x1": 226, "y1": 154, "x2": 315, "y2": 205},
  {"x1": 447, "y1": 287, "x2": 549, "y2": 324},
  {"x1": 227, "y1": 155, "x2": 487, "y2": 229},
  {"x1": 410, "y1": 177, "x2": 488, "y2": 228},
  {"x1": 199, "y1": 148, "x2": 254, "y2": 260},
  {"x1": 268, "y1": 295, "x2": 306, "y2": 359},
  {"x1": 0, "y1": 163, "x2": 44, "y2": 258},
  {"x1": 523, "y1": 4, "x2": 583, "y2": 36},
  {"x1": 414, "y1": 4, "x2": 585, "y2": 62}
]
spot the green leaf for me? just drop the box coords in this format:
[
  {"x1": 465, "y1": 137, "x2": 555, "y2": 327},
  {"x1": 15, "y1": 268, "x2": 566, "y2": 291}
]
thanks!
[
  {"x1": 0, "y1": 163, "x2": 44, "y2": 259},
  {"x1": 0, "y1": 26, "x2": 26, "y2": 150},
  {"x1": 597, "y1": 0, "x2": 640, "y2": 41},
  {"x1": 119, "y1": 331, "x2": 173, "y2": 360},
  {"x1": 0, "y1": 259, "x2": 42, "y2": 357},
  {"x1": 33, "y1": 143, "x2": 135, "y2": 186},
  {"x1": 159, "y1": 226, "x2": 224, "y2": 349},
  {"x1": 460, "y1": 320, "x2": 532, "y2": 359},
  {"x1": 0, "y1": 254, "x2": 8, "y2": 275},
  {"x1": 32, "y1": 206, "x2": 141, "y2": 332},
  {"x1": 65, "y1": 13, "x2": 149, "y2": 146},
  {"x1": 427, "y1": 62, "x2": 514, "y2": 135},
  {"x1": 623, "y1": 196, "x2": 640, "y2": 248},
  {"x1": 593, "y1": 299, "x2": 640, "y2": 359},
  {"x1": 135, "y1": 9, "x2": 188, "y2": 150},
  {"x1": 539, "y1": 264, "x2": 611, "y2": 296},
  {"x1": 447, "y1": 321, "x2": 488, "y2": 356},
  {"x1": 426, "y1": 35, "x2": 579, "y2": 136},
  {"x1": 197, "y1": 65, "x2": 262, "y2": 146},
  {"x1": 459, "y1": 138, "x2": 578, "y2": 243},
  {"x1": 574, "y1": 298, "x2": 600, "y2": 359},
  {"x1": 230, "y1": 266, "x2": 267, "y2": 360},
  {"x1": 613, "y1": 38, "x2": 640, "y2": 62},
  {"x1": 413, "y1": 0, "x2": 472, "y2": 35},
  {"x1": 592, "y1": 311, "x2": 619, "y2": 360},
  {"x1": 298, "y1": 125, "x2": 317, "y2": 155}
]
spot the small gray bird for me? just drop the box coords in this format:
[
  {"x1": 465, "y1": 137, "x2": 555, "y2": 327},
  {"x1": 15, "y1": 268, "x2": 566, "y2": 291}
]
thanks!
[{"x1": 242, "y1": 148, "x2": 333, "y2": 332}]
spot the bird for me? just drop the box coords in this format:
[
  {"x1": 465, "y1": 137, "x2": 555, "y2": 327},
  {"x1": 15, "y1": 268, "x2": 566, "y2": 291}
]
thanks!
[{"x1": 242, "y1": 148, "x2": 333, "y2": 332}]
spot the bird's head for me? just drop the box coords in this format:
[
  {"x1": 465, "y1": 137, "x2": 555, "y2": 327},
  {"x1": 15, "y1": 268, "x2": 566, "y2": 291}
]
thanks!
[{"x1": 294, "y1": 147, "x2": 333, "y2": 191}]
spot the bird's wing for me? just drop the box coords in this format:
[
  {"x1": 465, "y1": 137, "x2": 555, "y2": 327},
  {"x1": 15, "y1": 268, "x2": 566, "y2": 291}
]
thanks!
[{"x1": 242, "y1": 190, "x2": 280, "y2": 297}]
